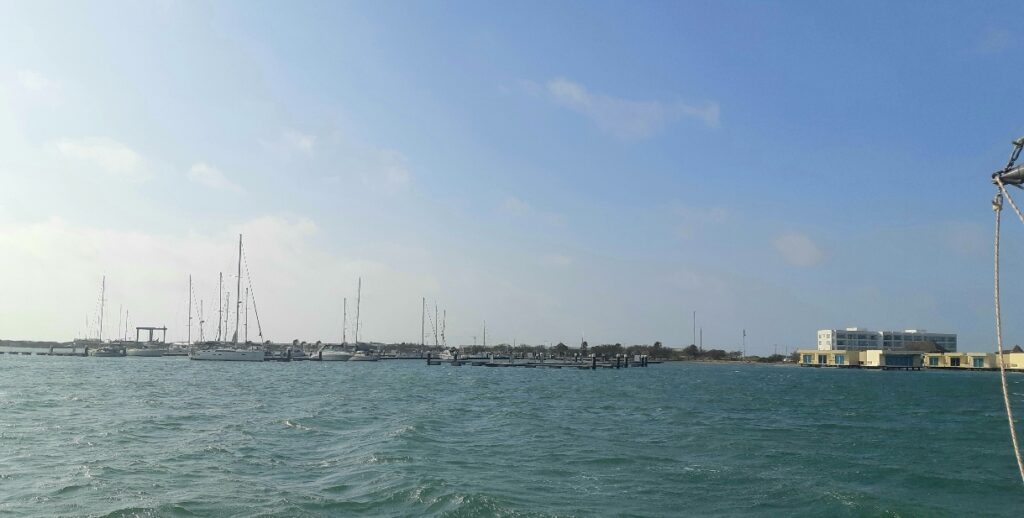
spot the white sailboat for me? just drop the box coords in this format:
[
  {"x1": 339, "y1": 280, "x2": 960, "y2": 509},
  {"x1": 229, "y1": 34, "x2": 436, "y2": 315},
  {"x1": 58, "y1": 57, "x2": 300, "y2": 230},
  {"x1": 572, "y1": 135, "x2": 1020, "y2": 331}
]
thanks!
[
  {"x1": 86, "y1": 276, "x2": 126, "y2": 357},
  {"x1": 190, "y1": 234, "x2": 264, "y2": 362},
  {"x1": 319, "y1": 297, "x2": 353, "y2": 361},
  {"x1": 347, "y1": 278, "x2": 379, "y2": 361}
]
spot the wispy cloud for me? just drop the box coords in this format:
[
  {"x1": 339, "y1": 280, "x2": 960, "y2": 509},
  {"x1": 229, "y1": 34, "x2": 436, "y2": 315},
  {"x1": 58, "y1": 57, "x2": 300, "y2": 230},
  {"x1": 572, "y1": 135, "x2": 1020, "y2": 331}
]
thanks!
[
  {"x1": 282, "y1": 129, "x2": 316, "y2": 153},
  {"x1": 55, "y1": 137, "x2": 148, "y2": 181},
  {"x1": 978, "y1": 28, "x2": 1014, "y2": 54},
  {"x1": 672, "y1": 204, "x2": 731, "y2": 239},
  {"x1": 188, "y1": 162, "x2": 243, "y2": 193},
  {"x1": 17, "y1": 70, "x2": 55, "y2": 92},
  {"x1": 541, "y1": 254, "x2": 573, "y2": 268},
  {"x1": 540, "y1": 77, "x2": 719, "y2": 138},
  {"x1": 500, "y1": 195, "x2": 565, "y2": 226},
  {"x1": 773, "y1": 232, "x2": 824, "y2": 267}
]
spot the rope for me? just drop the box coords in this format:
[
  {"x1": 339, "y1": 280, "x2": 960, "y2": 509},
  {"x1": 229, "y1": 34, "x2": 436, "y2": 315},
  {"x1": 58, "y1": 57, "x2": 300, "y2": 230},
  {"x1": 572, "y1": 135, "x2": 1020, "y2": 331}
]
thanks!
[
  {"x1": 993, "y1": 177, "x2": 1024, "y2": 485},
  {"x1": 241, "y1": 247, "x2": 265, "y2": 342}
]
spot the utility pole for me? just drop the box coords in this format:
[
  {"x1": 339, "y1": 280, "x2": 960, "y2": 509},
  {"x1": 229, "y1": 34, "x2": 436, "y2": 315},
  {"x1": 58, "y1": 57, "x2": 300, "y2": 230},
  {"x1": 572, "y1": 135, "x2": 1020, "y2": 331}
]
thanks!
[{"x1": 699, "y1": 327, "x2": 703, "y2": 352}]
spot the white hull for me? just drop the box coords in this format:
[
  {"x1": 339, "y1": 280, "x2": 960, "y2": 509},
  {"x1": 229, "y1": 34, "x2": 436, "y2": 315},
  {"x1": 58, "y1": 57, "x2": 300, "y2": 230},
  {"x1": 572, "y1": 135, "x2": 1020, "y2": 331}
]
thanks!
[
  {"x1": 190, "y1": 349, "x2": 264, "y2": 362},
  {"x1": 89, "y1": 351, "x2": 124, "y2": 357},
  {"x1": 126, "y1": 348, "x2": 164, "y2": 357},
  {"x1": 348, "y1": 352, "x2": 379, "y2": 361},
  {"x1": 320, "y1": 351, "x2": 352, "y2": 361}
]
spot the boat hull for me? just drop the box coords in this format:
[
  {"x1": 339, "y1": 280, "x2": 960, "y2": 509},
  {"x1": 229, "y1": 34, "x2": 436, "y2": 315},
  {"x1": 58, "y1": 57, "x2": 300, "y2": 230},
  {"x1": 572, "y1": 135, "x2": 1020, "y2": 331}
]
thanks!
[
  {"x1": 190, "y1": 349, "x2": 264, "y2": 362},
  {"x1": 320, "y1": 351, "x2": 352, "y2": 361},
  {"x1": 348, "y1": 353, "x2": 379, "y2": 361},
  {"x1": 126, "y1": 349, "x2": 164, "y2": 357}
]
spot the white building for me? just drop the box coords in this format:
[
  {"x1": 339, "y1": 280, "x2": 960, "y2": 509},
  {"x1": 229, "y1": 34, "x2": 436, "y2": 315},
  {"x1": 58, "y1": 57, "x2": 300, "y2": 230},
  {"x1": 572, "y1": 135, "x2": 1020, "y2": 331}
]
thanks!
[{"x1": 817, "y1": 328, "x2": 957, "y2": 352}]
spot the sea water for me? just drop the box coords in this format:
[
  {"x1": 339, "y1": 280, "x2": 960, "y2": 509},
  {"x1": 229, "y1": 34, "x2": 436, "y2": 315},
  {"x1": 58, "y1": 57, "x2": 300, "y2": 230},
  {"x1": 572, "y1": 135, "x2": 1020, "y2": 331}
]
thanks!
[{"x1": 1, "y1": 357, "x2": 1023, "y2": 516}]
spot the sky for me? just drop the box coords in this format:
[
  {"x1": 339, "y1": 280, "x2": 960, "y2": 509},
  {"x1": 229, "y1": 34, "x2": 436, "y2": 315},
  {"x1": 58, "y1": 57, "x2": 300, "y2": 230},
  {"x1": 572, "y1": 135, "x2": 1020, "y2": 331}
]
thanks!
[{"x1": 2, "y1": 1, "x2": 1024, "y2": 353}]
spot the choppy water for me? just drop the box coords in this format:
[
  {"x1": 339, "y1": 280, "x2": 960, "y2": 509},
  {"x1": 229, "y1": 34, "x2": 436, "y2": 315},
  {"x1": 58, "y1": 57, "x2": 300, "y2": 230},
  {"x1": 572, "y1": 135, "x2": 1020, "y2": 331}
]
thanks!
[{"x1": 2, "y1": 357, "x2": 1024, "y2": 517}]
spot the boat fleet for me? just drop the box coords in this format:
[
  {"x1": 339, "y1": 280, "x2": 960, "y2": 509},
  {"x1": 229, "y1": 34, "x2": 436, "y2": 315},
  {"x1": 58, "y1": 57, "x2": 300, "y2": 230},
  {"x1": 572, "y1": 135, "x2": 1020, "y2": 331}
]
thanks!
[{"x1": 73, "y1": 233, "x2": 386, "y2": 363}]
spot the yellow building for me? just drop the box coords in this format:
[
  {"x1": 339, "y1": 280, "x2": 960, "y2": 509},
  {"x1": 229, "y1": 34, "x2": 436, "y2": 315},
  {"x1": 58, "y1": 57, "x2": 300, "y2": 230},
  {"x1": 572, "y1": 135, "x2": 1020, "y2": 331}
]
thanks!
[
  {"x1": 922, "y1": 352, "x2": 997, "y2": 369},
  {"x1": 797, "y1": 349, "x2": 861, "y2": 367},
  {"x1": 861, "y1": 350, "x2": 922, "y2": 369},
  {"x1": 997, "y1": 352, "x2": 1024, "y2": 371}
]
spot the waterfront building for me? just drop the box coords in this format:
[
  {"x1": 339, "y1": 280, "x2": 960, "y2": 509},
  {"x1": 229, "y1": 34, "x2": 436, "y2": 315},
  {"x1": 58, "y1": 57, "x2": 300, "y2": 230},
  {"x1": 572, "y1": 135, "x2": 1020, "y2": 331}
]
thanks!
[
  {"x1": 817, "y1": 328, "x2": 957, "y2": 352},
  {"x1": 922, "y1": 352, "x2": 997, "y2": 369},
  {"x1": 797, "y1": 349, "x2": 923, "y2": 369}
]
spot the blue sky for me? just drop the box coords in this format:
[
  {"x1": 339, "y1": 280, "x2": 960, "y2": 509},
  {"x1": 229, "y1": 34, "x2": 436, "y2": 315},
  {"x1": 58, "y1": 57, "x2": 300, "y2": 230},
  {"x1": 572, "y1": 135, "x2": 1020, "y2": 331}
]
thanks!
[{"x1": 1, "y1": 1, "x2": 1023, "y2": 352}]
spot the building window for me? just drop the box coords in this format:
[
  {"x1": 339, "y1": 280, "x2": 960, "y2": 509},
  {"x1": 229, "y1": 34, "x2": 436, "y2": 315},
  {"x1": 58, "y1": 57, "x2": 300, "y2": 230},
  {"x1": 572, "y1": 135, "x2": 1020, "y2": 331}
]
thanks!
[
  {"x1": 818, "y1": 355, "x2": 827, "y2": 364},
  {"x1": 973, "y1": 357, "x2": 985, "y2": 368},
  {"x1": 802, "y1": 354, "x2": 812, "y2": 364},
  {"x1": 950, "y1": 357, "x2": 961, "y2": 367},
  {"x1": 835, "y1": 354, "x2": 845, "y2": 365},
  {"x1": 929, "y1": 356, "x2": 939, "y2": 366}
]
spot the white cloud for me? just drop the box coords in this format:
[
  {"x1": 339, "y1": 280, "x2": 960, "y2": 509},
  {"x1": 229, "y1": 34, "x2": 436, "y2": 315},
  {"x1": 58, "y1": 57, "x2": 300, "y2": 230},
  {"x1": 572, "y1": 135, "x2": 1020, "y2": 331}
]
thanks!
[
  {"x1": 500, "y1": 195, "x2": 565, "y2": 226},
  {"x1": 17, "y1": 70, "x2": 55, "y2": 92},
  {"x1": 978, "y1": 28, "x2": 1014, "y2": 54},
  {"x1": 188, "y1": 162, "x2": 243, "y2": 193},
  {"x1": 541, "y1": 254, "x2": 573, "y2": 268},
  {"x1": 502, "y1": 195, "x2": 532, "y2": 215},
  {"x1": 773, "y1": 232, "x2": 824, "y2": 267},
  {"x1": 55, "y1": 137, "x2": 148, "y2": 180},
  {"x1": 544, "y1": 77, "x2": 719, "y2": 138},
  {"x1": 283, "y1": 129, "x2": 316, "y2": 153},
  {"x1": 0, "y1": 215, "x2": 435, "y2": 343},
  {"x1": 362, "y1": 149, "x2": 410, "y2": 191},
  {"x1": 673, "y1": 205, "x2": 731, "y2": 239}
]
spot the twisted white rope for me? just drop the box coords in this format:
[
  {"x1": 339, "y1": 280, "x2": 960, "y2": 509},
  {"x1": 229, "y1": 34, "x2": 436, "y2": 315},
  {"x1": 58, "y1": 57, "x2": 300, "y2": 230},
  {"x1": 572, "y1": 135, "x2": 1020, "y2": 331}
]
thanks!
[{"x1": 993, "y1": 176, "x2": 1024, "y2": 485}]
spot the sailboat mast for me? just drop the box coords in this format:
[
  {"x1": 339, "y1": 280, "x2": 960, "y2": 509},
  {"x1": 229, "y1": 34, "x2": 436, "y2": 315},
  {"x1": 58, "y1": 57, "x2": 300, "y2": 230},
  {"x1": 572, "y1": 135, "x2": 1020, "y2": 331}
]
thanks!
[
  {"x1": 421, "y1": 297, "x2": 425, "y2": 347},
  {"x1": 225, "y1": 292, "x2": 232, "y2": 343},
  {"x1": 433, "y1": 304, "x2": 439, "y2": 347},
  {"x1": 187, "y1": 275, "x2": 193, "y2": 345},
  {"x1": 199, "y1": 300, "x2": 205, "y2": 342},
  {"x1": 117, "y1": 304, "x2": 122, "y2": 343},
  {"x1": 342, "y1": 297, "x2": 347, "y2": 344},
  {"x1": 217, "y1": 272, "x2": 223, "y2": 342},
  {"x1": 483, "y1": 321, "x2": 486, "y2": 348},
  {"x1": 354, "y1": 278, "x2": 361, "y2": 344},
  {"x1": 98, "y1": 276, "x2": 106, "y2": 342},
  {"x1": 244, "y1": 287, "x2": 249, "y2": 343},
  {"x1": 234, "y1": 234, "x2": 242, "y2": 344}
]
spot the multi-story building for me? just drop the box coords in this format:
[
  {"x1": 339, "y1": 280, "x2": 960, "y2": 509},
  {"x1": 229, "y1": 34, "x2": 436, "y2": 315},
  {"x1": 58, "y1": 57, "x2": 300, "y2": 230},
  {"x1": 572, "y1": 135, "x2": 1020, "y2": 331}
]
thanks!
[{"x1": 817, "y1": 328, "x2": 957, "y2": 352}]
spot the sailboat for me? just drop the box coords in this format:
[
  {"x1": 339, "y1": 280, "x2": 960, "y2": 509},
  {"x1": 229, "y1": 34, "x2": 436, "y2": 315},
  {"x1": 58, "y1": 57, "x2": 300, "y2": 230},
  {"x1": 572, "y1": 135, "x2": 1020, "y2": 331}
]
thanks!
[
  {"x1": 85, "y1": 276, "x2": 126, "y2": 357},
  {"x1": 319, "y1": 297, "x2": 353, "y2": 361},
  {"x1": 190, "y1": 234, "x2": 264, "y2": 362},
  {"x1": 348, "y1": 277, "x2": 379, "y2": 361}
]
